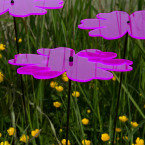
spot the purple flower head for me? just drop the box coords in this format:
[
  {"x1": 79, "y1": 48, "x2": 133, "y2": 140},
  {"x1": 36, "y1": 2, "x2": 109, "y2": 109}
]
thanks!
[
  {"x1": 78, "y1": 11, "x2": 145, "y2": 40},
  {"x1": 8, "y1": 47, "x2": 133, "y2": 82},
  {"x1": 0, "y1": 0, "x2": 64, "y2": 17}
]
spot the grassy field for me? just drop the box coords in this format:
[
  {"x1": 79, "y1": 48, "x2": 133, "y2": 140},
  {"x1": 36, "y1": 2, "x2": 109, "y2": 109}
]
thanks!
[{"x1": 0, "y1": 0, "x2": 145, "y2": 144}]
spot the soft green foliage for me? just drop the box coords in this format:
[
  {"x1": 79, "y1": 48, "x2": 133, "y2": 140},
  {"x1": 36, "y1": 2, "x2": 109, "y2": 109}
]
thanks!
[{"x1": 0, "y1": 0, "x2": 145, "y2": 145}]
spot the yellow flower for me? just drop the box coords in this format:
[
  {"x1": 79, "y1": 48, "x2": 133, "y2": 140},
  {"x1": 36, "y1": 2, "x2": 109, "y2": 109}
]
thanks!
[
  {"x1": 0, "y1": 133, "x2": 2, "y2": 138},
  {"x1": 0, "y1": 44, "x2": 5, "y2": 51},
  {"x1": 0, "y1": 54, "x2": 2, "y2": 59},
  {"x1": 53, "y1": 102, "x2": 61, "y2": 108},
  {"x1": 20, "y1": 134, "x2": 29, "y2": 143},
  {"x1": 131, "y1": 121, "x2": 139, "y2": 128},
  {"x1": 7, "y1": 127, "x2": 16, "y2": 136},
  {"x1": 62, "y1": 76, "x2": 69, "y2": 82},
  {"x1": 115, "y1": 128, "x2": 121, "y2": 133},
  {"x1": 87, "y1": 109, "x2": 91, "y2": 114},
  {"x1": 0, "y1": 72, "x2": 4, "y2": 83},
  {"x1": 62, "y1": 72, "x2": 67, "y2": 76},
  {"x1": 82, "y1": 118, "x2": 89, "y2": 125},
  {"x1": 139, "y1": 93, "x2": 142, "y2": 96},
  {"x1": 72, "y1": 91, "x2": 80, "y2": 98},
  {"x1": 101, "y1": 133, "x2": 110, "y2": 142},
  {"x1": 50, "y1": 81, "x2": 58, "y2": 88},
  {"x1": 82, "y1": 139, "x2": 91, "y2": 145},
  {"x1": 59, "y1": 129, "x2": 63, "y2": 133},
  {"x1": 119, "y1": 115, "x2": 128, "y2": 123},
  {"x1": 18, "y1": 38, "x2": 22, "y2": 43},
  {"x1": 136, "y1": 137, "x2": 144, "y2": 145},
  {"x1": 14, "y1": 38, "x2": 22, "y2": 43},
  {"x1": 116, "y1": 137, "x2": 120, "y2": 140},
  {"x1": 122, "y1": 136, "x2": 128, "y2": 140},
  {"x1": 55, "y1": 86, "x2": 64, "y2": 92},
  {"x1": 62, "y1": 72, "x2": 69, "y2": 82},
  {"x1": 61, "y1": 139, "x2": 71, "y2": 145},
  {"x1": 0, "y1": 73, "x2": 4, "y2": 83},
  {"x1": 31, "y1": 129, "x2": 40, "y2": 138},
  {"x1": 144, "y1": 105, "x2": 145, "y2": 109},
  {"x1": 112, "y1": 76, "x2": 116, "y2": 81},
  {"x1": 0, "y1": 141, "x2": 10, "y2": 145}
]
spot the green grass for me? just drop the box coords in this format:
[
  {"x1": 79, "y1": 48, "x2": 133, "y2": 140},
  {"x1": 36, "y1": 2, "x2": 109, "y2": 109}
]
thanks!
[{"x1": 0, "y1": 0, "x2": 145, "y2": 144}]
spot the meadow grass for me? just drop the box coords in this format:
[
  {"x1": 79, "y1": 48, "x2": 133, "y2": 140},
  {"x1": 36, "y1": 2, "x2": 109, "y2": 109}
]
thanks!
[{"x1": 0, "y1": 0, "x2": 145, "y2": 144}]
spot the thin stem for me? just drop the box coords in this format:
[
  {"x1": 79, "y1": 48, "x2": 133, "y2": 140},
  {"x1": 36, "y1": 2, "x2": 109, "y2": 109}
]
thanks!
[
  {"x1": 13, "y1": 17, "x2": 28, "y2": 127},
  {"x1": 13, "y1": 17, "x2": 19, "y2": 54},
  {"x1": 66, "y1": 79, "x2": 72, "y2": 145},
  {"x1": 112, "y1": 32, "x2": 128, "y2": 145}
]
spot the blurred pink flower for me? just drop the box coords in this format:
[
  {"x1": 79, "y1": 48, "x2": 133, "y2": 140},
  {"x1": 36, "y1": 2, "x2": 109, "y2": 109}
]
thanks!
[
  {"x1": 78, "y1": 11, "x2": 145, "y2": 40},
  {"x1": 0, "y1": 0, "x2": 64, "y2": 17},
  {"x1": 8, "y1": 47, "x2": 133, "y2": 82}
]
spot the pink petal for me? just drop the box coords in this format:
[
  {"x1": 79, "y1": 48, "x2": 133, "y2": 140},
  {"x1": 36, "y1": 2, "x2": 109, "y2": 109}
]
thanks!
[
  {"x1": 78, "y1": 19, "x2": 104, "y2": 29},
  {"x1": 35, "y1": 0, "x2": 64, "y2": 9},
  {"x1": 9, "y1": 0, "x2": 46, "y2": 17},
  {"x1": 33, "y1": 70, "x2": 63, "y2": 79},
  {"x1": 0, "y1": 0, "x2": 63, "y2": 17},
  {"x1": 129, "y1": 11, "x2": 145, "y2": 39},
  {"x1": 66, "y1": 55, "x2": 113, "y2": 82},
  {"x1": 79, "y1": 11, "x2": 130, "y2": 40},
  {"x1": 8, "y1": 54, "x2": 48, "y2": 66},
  {"x1": 77, "y1": 49, "x2": 117, "y2": 59},
  {"x1": 0, "y1": 0, "x2": 9, "y2": 15},
  {"x1": 17, "y1": 66, "x2": 50, "y2": 75}
]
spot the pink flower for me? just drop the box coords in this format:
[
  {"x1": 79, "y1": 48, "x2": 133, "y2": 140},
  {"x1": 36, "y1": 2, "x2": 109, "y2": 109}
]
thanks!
[
  {"x1": 8, "y1": 47, "x2": 133, "y2": 82},
  {"x1": 78, "y1": 11, "x2": 145, "y2": 40},
  {"x1": 0, "y1": 0, "x2": 64, "y2": 17}
]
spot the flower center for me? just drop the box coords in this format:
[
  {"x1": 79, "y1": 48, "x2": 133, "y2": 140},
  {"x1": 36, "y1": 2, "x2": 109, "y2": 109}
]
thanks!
[
  {"x1": 69, "y1": 56, "x2": 73, "y2": 62},
  {"x1": 11, "y1": 0, "x2": 14, "y2": 5}
]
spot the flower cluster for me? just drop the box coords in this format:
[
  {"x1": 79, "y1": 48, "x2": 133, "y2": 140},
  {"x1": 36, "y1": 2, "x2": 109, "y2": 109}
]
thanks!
[
  {"x1": 14, "y1": 37, "x2": 22, "y2": 43},
  {"x1": 132, "y1": 137, "x2": 144, "y2": 145},
  {"x1": 31, "y1": 129, "x2": 40, "y2": 138},
  {"x1": 0, "y1": 44, "x2": 5, "y2": 59},
  {"x1": 62, "y1": 72, "x2": 69, "y2": 82},
  {"x1": 0, "y1": 127, "x2": 15, "y2": 145},
  {"x1": 50, "y1": 81, "x2": 64, "y2": 92},
  {"x1": 82, "y1": 139, "x2": 91, "y2": 145},
  {"x1": 0, "y1": 127, "x2": 40, "y2": 143},
  {"x1": 61, "y1": 139, "x2": 71, "y2": 145},
  {"x1": 0, "y1": 141, "x2": 10, "y2": 145}
]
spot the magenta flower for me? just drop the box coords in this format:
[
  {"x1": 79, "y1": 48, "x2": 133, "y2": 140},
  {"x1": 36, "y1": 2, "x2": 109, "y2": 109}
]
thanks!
[
  {"x1": 0, "y1": 0, "x2": 64, "y2": 17},
  {"x1": 78, "y1": 11, "x2": 145, "y2": 40},
  {"x1": 8, "y1": 47, "x2": 133, "y2": 82}
]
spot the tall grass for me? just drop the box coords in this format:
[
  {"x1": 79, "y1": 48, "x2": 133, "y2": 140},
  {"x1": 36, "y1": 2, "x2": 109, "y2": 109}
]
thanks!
[{"x1": 0, "y1": 0, "x2": 145, "y2": 144}]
